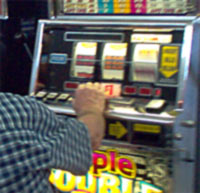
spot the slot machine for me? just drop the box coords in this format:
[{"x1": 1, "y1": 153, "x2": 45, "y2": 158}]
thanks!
[
  {"x1": 0, "y1": 0, "x2": 8, "y2": 53},
  {"x1": 28, "y1": 0, "x2": 200, "y2": 193},
  {"x1": 51, "y1": 0, "x2": 196, "y2": 16},
  {"x1": 28, "y1": 16, "x2": 200, "y2": 193}
]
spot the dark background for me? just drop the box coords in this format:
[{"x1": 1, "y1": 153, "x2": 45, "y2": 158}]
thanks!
[{"x1": 0, "y1": 0, "x2": 48, "y2": 95}]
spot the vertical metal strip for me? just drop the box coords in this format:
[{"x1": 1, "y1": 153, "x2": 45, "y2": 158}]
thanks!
[
  {"x1": 176, "y1": 24, "x2": 194, "y2": 107},
  {"x1": 29, "y1": 21, "x2": 45, "y2": 94}
]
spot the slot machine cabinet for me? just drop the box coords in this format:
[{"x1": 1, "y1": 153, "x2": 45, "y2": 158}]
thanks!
[{"x1": 29, "y1": 17, "x2": 199, "y2": 193}]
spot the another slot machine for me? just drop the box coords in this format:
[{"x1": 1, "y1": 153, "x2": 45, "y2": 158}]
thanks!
[
  {"x1": 0, "y1": 0, "x2": 8, "y2": 91},
  {"x1": 53, "y1": 0, "x2": 196, "y2": 16},
  {"x1": 28, "y1": 16, "x2": 200, "y2": 193},
  {"x1": 0, "y1": 0, "x2": 8, "y2": 19}
]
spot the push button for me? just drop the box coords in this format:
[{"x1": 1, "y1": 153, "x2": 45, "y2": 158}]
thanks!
[
  {"x1": 35, "y1": 91, "x2": 47, "y2": 99},
  {"x1": 67, "y1": 96, "x2": 74, "y2": 103},
  {"x1": 56, "y1": 93, "x2": 70, "y2": 102},
  {"x1": 109, "y1": 97, "x2": 135, "y2": 106},
  {"x1": 46, "y1": 92, "x2": 59, "y2": 100},
  {"x1": 145, "y1": 99, "x2": 166, "y2": 113}
]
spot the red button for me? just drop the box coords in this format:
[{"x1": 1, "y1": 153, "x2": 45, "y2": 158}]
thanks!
[
  {"x1": 123, "y1": 86, "x2": 137, "y2": 94},
  {"x1": 154, "y1": 88, "x2": 162, "y2": 97},
  {"x1": 139, "y1": 88, "x2": 152, "y2": 96},
  {"x1": 64, "y1": 82, "x2": 79, "y2": 89}
]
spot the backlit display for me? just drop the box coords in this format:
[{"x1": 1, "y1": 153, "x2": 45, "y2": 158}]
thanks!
[
  {"x1": 131, "y1": 34, "x2": 172, "y2": 43},
  {"x1": 71, "y1": 42, "x2": 97, "y2": 79},
  {"x1": 131, "y1": 44, "x2": 160, "y2": 83},
  {"x1": 102, "y1": 43, "x2": 127, "y2": 80}
]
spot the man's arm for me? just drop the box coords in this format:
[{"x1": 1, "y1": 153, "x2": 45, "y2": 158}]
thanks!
[
  {"x1": 0, "y1": 88, "x2": 105, "y2": 192},
  {"x1": 78, "y1": 112, "x2": 105, "y2": 150},
  {"x1": 73, "y1": 82, "x2": 106, "y2": 150}
]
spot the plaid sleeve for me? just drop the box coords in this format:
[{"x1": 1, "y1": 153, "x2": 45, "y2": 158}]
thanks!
[
  {"x1": 24, "y1": 95, "x2": 93, "y2": 175},
  {"x1": 0, "y1": 93, "x2": 92, "y2": 186}
]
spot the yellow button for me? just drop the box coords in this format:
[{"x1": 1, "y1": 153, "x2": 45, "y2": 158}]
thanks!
[
  {"x1": 57, "y1": 93, "x2": 70, "y2": 101},
  {"x1": 46, "y1": 92, "x2": 58, "y2": 100}
]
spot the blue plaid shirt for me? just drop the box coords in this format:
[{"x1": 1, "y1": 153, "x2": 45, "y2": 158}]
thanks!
[{"x1": 0, "y1": 93, "x2": 92, "y2": 193}]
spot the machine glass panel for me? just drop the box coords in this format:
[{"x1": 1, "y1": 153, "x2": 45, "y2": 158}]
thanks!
[
  {"x1": 33, "y1": 24, "x2": 182, "y2": 110},
  {"x1": 30, "y1": 20, "x2": 187, "y2": 148}
]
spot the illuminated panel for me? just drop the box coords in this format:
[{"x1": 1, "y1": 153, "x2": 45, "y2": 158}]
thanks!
[
  {"x1": 133, "y1": 29, "x2": 174, "y2": 32},
  {"x1": 131, "y1": 44, "x2": 160, "y2": 83},
  {"x1": 49, "y1": 149, "x2": 167, "y2": 193},
  {"x1": 63, "y1": 0, "x2": 98, "y2": 14},
  {"x1": 131, "y1": 34, "x2": 172, "y2": 43},
  {"x1": 102, "y1": 43, "x2": 127, "y2": 80},
  {"x1": 71, "y1": 42, "x2": 97, "y2": 79},
  {"x1": 139, "y1": 87, "x2": 152, "y2": 96},
  {"x1": 60, "y1": 0, "x2": 191, "y2": 15},
  {"x1": 158, "y1": 45, "x2": 180, "y2": 84},
  {"x1": 113, "y1": 0, "x2": 131, "y2": 14}
]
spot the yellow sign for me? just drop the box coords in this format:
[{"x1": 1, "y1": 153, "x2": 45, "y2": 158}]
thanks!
[
  {"x1": 159, "y1": 46, "x2": 179, "y2": 78},
  {"x1": 82, "y1": 42, "x2": 97, "y2": 48},
  {"x1": 133, "y1": 124, "x2": 161, "y2": 134},
  {"x1": 109, "y1": 121, "x2": 127, "y2": 138}
]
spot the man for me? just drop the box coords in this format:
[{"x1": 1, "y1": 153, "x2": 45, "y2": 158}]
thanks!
[{"x1": 0, "y1": 82, "x2": 106, "y2": 193}]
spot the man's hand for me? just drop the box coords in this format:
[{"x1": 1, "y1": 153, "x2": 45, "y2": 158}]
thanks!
[
  {"x1": 73, "y1": 82, "x2": 105, "y2": 116},
  {"x1": 73, "y1": 82, "x2": 106, "y2": 150}
]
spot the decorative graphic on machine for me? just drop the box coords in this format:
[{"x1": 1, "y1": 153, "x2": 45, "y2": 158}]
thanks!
[
  {"x1": 158, "y1": 45, "x2": 180, "y2": 84},
  {"x1": 49, "y1": 149, "x2": 171, "y2": 193}
]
